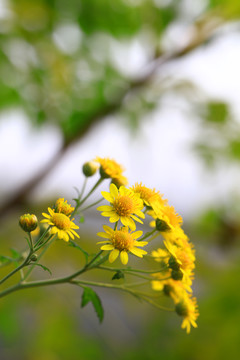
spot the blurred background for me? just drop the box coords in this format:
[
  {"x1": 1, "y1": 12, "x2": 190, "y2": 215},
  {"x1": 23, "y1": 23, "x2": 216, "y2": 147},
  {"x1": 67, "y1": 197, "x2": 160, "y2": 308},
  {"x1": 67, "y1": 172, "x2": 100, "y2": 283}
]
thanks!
[{"x1": 1, "y1": 0, "x2": 240, "y2": 359}]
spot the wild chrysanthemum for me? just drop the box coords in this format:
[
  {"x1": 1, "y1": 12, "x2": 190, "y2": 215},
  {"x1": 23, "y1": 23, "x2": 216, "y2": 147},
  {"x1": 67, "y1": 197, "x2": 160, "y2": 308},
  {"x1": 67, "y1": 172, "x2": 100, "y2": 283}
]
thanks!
[
  {"x1": 131, "y1": 183, "x2": 165, "y2": 207},
  {"x1": 55, "y1": 198, "x2": 74, "y2": 216},
  {"x1": 95, "y1": 157, "x2": 128, "y2": 185},
  {"x1": 175, "y1": 294, "x2": 199, "y2": 334},
  {"x1": 97, "y1": 183, "x2": 145, "y2": 231},
  {"x1": 149, "y1": 202, "x2": 183, "y2": 232},
  {"x1": 97, "y1": 225, "x2": 148, "y2": 265},
  {"x1": 41, "y1": 207, "x2": 79, "y2": 242}
]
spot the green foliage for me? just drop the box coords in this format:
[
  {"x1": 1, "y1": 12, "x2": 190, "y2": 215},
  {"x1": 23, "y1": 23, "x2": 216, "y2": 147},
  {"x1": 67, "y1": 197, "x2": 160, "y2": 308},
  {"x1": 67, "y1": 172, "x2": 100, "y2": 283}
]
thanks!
[
  {"x1": 205, "y1": 102, "x2": 228, "y2": 124},
  {"x1": 81, "y1": 286, "x2": 104, "y2": 323},
  {"x1": 112, "y1": 270, "x2": 125, "y2": 280}
]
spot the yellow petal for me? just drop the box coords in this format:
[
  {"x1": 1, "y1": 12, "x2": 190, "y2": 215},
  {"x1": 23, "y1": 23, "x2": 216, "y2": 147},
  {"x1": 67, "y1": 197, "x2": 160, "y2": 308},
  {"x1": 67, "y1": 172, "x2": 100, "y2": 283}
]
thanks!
[
  {"x1": 97, "y1": 232, "x2": 111, "y2": 239},
  {"x1": 97, "y1": 205, "x2": 113, "y2": 211},
  {"x1": 130, "y1": 247, "x2": 147, "y2": 257},
  {"x1": 135, "y1": 210, "x2": 145, "y2": 219},
  {"x1": 42, "y1": 213, "x2": 51, "y2": 218},
  {"x1": 132, "y1": 230, "x2": 143, "y2": 239},
  {"x1": 121, "y1": 217, "x2": 136, "y2": 231},
  {"x1": 120, "y1": 251, "x2": 128, "y2": 265},
  {"x1": 101, "y1": 191, "x2": 114, "y2": 203},
  {"x1": 133, "y1": 241, "x2": 148, "y2": 247},
  {"x1": 131, "y1": 215, "x2": 143, "y2": 224},
  {"x1": 102, "y1": 225, "x2": 114, "y2": 234},
  {"x1": 109, "y1": 249, "x2": 119, "y2": 263},
  {"x1": 101, "y1": 245, "x2": 115, "y2": 250},
  {"x1": 110, "y1": 183, "x2": 118, "y2": 198},
  {"x1": 109, "y1": 214, "x2": 120, "y2": 223}
]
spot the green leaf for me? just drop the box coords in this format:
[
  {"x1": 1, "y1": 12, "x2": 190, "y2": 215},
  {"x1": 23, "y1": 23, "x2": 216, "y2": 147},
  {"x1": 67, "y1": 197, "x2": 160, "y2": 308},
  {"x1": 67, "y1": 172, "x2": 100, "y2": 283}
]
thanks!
[
  {"x1": 112, "y1": 270, "x2": 125, "y2": 280},
  {"x1": 81, "y1": 286, "x2": 104, "y2": 323},
  {"x1": 28, "y1": 263, "x2": 52, "y2": 275},
  {"x1": 10, "y1": 248, "x2": 22, "y2": 261},
  {"x1": 68, "y1": 240, "x2": 89, "y2": 262}
]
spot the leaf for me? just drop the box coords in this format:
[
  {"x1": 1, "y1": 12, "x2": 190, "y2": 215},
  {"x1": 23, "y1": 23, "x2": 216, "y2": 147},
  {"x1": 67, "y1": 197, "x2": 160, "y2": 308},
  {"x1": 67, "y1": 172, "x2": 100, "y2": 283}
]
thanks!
[
  {"x1": 68, "y1": 240, "x2": 89, "y2": 262},
  {"x1": 112, "y1": 270, "x2": 125, "y2": 280},
  {"x1": 28, "y1": 263, "x2": 52, "y2": 275},
  {"x1": 81, "y1": 286, "x2": 104, "y2": 323},
  {"x1": 79, "y1": 216, "x2": 85, "y2": 223},
  {"x1": 10, "y1": 248, "x2": 23, "y2": 261}
]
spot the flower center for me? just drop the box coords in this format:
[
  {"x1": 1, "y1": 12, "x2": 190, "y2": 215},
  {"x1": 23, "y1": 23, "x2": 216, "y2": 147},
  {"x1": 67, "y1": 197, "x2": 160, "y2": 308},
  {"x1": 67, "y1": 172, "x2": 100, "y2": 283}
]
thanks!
[
  {"x1": 52, "y1": 213, "x2": 71, "y2": 230},
  {"x1": 112, "y1": 231, "x2": 134, "y2": 251},
  {"x1": 113, "y1": 196, "x2": 134, "y2": 216}
]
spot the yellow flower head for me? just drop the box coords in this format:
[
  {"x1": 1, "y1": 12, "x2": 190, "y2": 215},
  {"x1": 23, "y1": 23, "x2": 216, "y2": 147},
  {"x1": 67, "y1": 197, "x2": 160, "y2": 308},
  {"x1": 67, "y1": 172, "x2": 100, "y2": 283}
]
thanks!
[
  {"x1": 95, "y1": 157, "x2": 128, "y2": 185},
  {"x1": 55, "y1": 198, "x2": 74, "y2": 216},
  {"x1": 131, "y1": 182, "x2": 165, "y2": 207},
  {"x1": 175, "y1": 294, "x2": 199, "y2": 334},
  {"x1": 97, "y1": 225, "x2": 148, "y2": 265},
  {"x1": 41, "y1": 207, "x2": 79, "y2": 242},
  {"x1": 97, "y1": 184, "x2": 145, "y2": 231},
  {"x1": 151, "y1": 274, "x2": 190, "y2": 299},
  {"x1": 149, "y1": 202, "x2": 182, "y2": 232}
]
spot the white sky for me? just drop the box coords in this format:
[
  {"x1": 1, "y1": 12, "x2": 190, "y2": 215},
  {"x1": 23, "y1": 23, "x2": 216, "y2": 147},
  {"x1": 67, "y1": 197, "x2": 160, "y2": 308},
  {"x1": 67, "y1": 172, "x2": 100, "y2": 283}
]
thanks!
[{"x1": 1, "y1": 29, "x2": 240, "y2": 219}]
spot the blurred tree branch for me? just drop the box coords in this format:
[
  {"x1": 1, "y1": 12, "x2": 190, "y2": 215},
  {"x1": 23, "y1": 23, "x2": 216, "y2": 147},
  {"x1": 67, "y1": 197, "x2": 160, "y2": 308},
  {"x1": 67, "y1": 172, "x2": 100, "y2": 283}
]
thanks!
[{"x1": 0, "y1": 8, "x2": 230, "y2": 219}]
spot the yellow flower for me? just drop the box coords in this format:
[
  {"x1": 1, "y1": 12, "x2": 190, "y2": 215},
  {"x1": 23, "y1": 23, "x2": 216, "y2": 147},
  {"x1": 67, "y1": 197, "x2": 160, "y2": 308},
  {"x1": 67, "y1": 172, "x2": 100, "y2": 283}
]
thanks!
[
  {"x1": 41, "y1": 207, "x2": 79, "y2": 242},
  {"x1": 95, "y1": 157, "x2": 128, "y2": 185},
  {"x1": 97, "y1": 183, "x2": 145, "y2": 231},
  {"x1": 175, "y1": 294, "x2": 199, "y2": 334},
  {"x1": 131, "y1": 182, "x2": 165, "y2": 207},
  {"x1": 149, "y1": 202, "x2": 183, "y2": 232},
  {"x1": 97, "y1": 225, "x2": 148, "y2": 265},
  {"x1": 55, "y1": 198, "x2": 74, "y2": 216}
]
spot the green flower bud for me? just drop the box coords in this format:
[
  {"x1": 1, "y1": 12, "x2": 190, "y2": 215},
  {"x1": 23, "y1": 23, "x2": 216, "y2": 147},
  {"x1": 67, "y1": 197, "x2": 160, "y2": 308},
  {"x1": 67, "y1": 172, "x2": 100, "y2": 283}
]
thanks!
[
  {"x1": 168, "y1": 255, "x2": 180, "y2": 271},
  {"x1": 156, "y1": 218, "x2": 170, "y2": 232},
  {"x1": 30, "y1": 254, "x2": 38, "y2": 262},
  {"x1": 163, "y1": 284, "x2": 172, "y2": 296},
  {"x1": 99, "y1": 165, "x2": 111, "y2": 179},
  {"x1": 82, "y1": 161, "x2": 99, "y2": 177},
  {"x1": 19, "y1": 214, "x2": 38, "y2": 232},
  {"x1": 171, "y1": 269, "x2": 183, "y2": 281},
  {"x1": 175, "y1": 301, "x2": 188, "y2": 317}
]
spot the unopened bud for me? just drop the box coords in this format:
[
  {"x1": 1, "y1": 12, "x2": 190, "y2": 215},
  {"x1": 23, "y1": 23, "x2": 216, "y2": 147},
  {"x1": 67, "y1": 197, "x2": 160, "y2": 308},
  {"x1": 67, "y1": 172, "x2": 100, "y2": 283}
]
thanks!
[
  {"x1": 19, "y1": 214, "x2": 38, "y2": 232},
  {"x1": 156, "y1": 218, "x2": 170, "y2": 232},
  {"x1": 175, "y1": 301, "x2": 188, "y2": 317},
  {"x1": 168, "y1": 255, "x2": 180, "y2": 271},
  {"x1": 30, "y1": 254, "x2": 38, "y2": 262},
  {"x1": 171, "y1": 269, "x2": 183, "y2": 281},
  {"x1": 82, "y1": 161, "x2": 99, "y2": 177}
]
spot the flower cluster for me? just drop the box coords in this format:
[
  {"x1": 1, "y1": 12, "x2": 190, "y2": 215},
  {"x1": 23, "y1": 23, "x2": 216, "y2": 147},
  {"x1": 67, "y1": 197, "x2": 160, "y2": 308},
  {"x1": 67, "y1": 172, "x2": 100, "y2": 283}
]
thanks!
[{"x1": 14, "y1": 157, "x2": 198, "y2": 334}]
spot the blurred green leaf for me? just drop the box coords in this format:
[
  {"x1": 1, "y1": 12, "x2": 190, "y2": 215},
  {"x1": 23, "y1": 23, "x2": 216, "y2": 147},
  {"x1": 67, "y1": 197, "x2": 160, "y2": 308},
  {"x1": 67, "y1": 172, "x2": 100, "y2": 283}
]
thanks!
[
  {"x1": 205, "y1": 102, "x2": 229, "y2": 124},
  {"x1": 112, "y1": 270, "x2": 125, "y2": 280},
  {"x1": 81, "y1": 286, "x2": 104, "y2": 323}
]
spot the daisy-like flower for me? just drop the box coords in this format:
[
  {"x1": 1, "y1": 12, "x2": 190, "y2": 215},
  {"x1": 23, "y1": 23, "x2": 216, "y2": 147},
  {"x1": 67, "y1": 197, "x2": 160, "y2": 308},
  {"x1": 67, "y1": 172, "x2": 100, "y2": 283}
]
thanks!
[
  {"x1": 95, "y1": 157, "x2": 128, "y2": 185},
  {"x1": 175, "y1": 294, "x2": 199, "y2": 334},
  {"x1": 55, "y1": 198, "x2": 74, "y2": 216},
  {"x1": 97, "y1": 183, "x2": 145, "y2": 231},
  {"x1": 131, "y1": 182, "x2": 165, "y2": 207},
  {"x1": 97, "y1": 225, "x2": 148, "y2": 265},
  {"x1": 41, "y1": 207, "x2": 79, "y2": 242},
  {"x1": 149, "y1": 202, "x2": 183, "y2": 231}
]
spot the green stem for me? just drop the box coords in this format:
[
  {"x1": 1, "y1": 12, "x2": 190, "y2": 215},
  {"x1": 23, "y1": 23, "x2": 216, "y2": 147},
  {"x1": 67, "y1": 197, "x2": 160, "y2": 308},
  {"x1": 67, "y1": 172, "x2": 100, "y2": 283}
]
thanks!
[
  {"x1": 78, "y1": 198, "x2": 103, "y2": 212},
  {"x1": 78, "y1": 178, "x2": 103, "y2": 207},
  {"x1": 139, "y1": 229, "x2": 156, "y2": 242},
  {"x1": 23, "y1": 237, "x2": 56, "y2": 282},
  {"x1": 0, "y1": 250, "x2": 33, "y2": 285},
  {"x1": 97, "y1": 265, "x2": 165, "y2": 274}
]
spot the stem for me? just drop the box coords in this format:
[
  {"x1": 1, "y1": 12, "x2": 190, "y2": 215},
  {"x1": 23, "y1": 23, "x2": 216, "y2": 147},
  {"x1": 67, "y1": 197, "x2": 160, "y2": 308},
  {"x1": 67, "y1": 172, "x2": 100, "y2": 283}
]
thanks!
[
  {"x1": 0, "y1": 250, "x2": 32, "y2": 285},
  {"x1": 78, "y1": 178, "x2": 103, "y2": 207},
  {"x1": 139, "y1": 229, "x2": 156, "y2": 242},
  {"x1": 23, "y1": 237, "x2": 55, "y2": 281},
  {"x1": 79, "y1": 178, "x2": 88, "y2": 202},
  {"x1": 97, "y1": 265, "x2": 165, "y2": 274},
  {"x1": 78, "y1": 198, "x2": 103, "y2": 212}
]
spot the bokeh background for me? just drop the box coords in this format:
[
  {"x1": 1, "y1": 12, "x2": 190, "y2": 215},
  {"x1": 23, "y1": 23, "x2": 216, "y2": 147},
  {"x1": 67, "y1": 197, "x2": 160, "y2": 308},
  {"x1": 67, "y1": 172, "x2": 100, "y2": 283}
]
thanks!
[{"x1": 1, "y1": 0, "x2": 240, "y2": 359}]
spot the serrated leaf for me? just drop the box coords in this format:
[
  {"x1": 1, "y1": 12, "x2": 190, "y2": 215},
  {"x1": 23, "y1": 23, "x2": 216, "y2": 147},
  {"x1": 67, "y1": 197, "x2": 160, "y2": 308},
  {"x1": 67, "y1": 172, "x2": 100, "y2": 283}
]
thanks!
[
  {"x1": 112, "y1": 270, "x2": 125, "y2": 280},
  {"x1": 81, "y1": 286, "x2": 104, "y2": 323}
]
